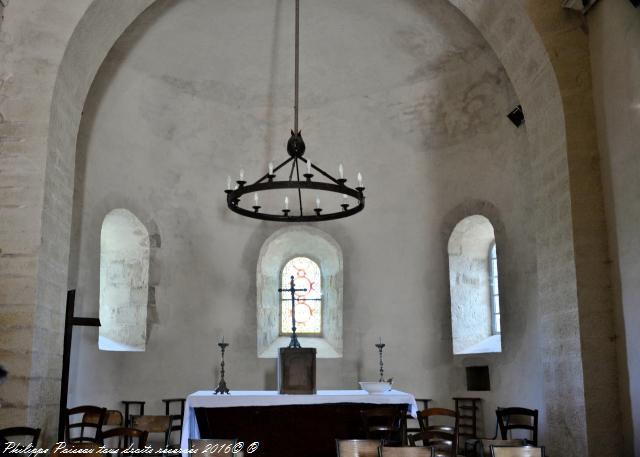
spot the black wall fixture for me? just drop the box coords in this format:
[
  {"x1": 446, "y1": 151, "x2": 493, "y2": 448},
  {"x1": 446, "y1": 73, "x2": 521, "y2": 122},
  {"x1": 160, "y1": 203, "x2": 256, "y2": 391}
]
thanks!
[{"x1": 507, "y1": 105, "x2": 525, "y2": 128}]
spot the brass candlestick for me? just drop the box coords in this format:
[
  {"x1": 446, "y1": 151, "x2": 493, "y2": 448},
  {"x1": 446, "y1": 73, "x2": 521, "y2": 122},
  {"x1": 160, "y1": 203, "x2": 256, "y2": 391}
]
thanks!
[
  {"x1": 214, "y1": 338, "x2": 230, "y2": 395},
  {"x1": 375, "y1": 338, "x2": 386, "y2": 382}
]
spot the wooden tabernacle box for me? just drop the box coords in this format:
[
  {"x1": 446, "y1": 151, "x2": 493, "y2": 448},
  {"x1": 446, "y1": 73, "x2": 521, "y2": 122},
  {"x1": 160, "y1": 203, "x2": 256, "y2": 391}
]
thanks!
[{"x1": 278, "y1": 347, "x2": 317, "y2": 394}]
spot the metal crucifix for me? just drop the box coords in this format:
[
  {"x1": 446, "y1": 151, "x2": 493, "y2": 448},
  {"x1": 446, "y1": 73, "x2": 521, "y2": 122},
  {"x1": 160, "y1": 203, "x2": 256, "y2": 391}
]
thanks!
[{"x1": 278, "y1": 275, "x2": 307, "y2": 348}]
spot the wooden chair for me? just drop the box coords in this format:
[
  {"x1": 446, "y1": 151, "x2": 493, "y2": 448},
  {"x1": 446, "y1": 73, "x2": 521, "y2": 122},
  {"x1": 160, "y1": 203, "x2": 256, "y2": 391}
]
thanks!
[
  {"x1": 0, "y1": 427, "x2": 41, "y2": 446},
  {"x1": 336, "y1": 439, "x2": 382, "y2": 457},
  {"x1": 490, "y1": 445, "x2": 544, "y2": 457},
  {"x1": 410, "y1": 408, "x2": 459, "y2": 457},
  {"x1": 407, "y1": 399, "x2": 431, "y2": 434},
  {"x1": 65, "y1": 406, "x2": 107, "y2": 444},
  {"x1": 361, "y1": 407, "x2": 404, "y2": 445},
  {"x1": 121, "y1": 401, "x2": 145, "y2": 427},
  {"x1": 378, "y1": 446, "x2": 434, "y2": 456},
  {"x1": 130, "y1": 415, "x2": 172, "y2": 449},
  {"x1": 51, "y1": 442, "x2": 101, "y2": 457},
  {"x1": 496, "y1": 408, "x2": 538, "y2": 445},
  {"x1": 101, "y1": 427, "x2": 149, "y2": 455},
  {"x1": 162, "y1": 399, "x2": 185, "y2": 447},
  {"x1": 84, "y1": 410, "x2": 124, "y2": 428},
  {"x1": 189, "y1": 438, "x2": 238, "y2": 456},
  {"x1": 474, "y1": 439, "x2": 525, "y2": 457},
  {"x1": 452, "y1": 398, "x2": 480, "y2": 452}
]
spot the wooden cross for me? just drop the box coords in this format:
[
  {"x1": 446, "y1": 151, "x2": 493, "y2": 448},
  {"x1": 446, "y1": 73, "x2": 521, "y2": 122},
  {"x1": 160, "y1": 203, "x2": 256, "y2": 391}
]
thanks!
[
  {"x1": 58, "y1": 290, "x2": 101, "y2": 441},
  {"x1": 278, "y1": 275, "x2": 307, "y2": 348}
]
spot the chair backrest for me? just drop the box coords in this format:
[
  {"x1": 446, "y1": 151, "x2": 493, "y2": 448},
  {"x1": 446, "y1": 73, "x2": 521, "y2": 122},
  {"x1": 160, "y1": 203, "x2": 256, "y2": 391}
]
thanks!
[
  {"x1": 413, "y1": 408, "x2": 458, "y2": 456},
  {"x1": 84, "y1": 410, "x2": 123, "y2": 427},
  {"x1": 336, "y1": 439, "x2": 382, "y2": 457},
  {"x1": 361, "y1": 407, "x2": 403, "y2": 442},
  {"x1": 131, "y1": 415, "x2": 172, "y2": 448},
  {"x1": 130, "y1": 415, "x2": 171, "y2": 433},
  {"x1": 65, "y1": 406, "x2": 107, "y2": 444},
  {"x1": 378, "y1": 446, "x2": 434, "y2": 457},
  {"x1": 496, "y1": 408, "x2": 538, "y2": 445},
  {"x1": 490, "y1": 445, "x2": 545, "y2": 457},
  {"x1": 101, "y1": 427, "x2": 149, "y2": 453},
  {"x1": 479, "y1": 439, "x2": 525, "y2": 456},
  {"x1": 189, "y1": 438, "x2": 238, "y2": 456},
  {"x1": 0, "y1": 427, "x2": 41, "y2": 447}
]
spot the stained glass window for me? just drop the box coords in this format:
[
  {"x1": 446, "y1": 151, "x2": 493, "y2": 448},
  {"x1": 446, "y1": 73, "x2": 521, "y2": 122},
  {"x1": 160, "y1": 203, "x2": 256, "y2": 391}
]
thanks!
[{"x1": 281, "y1": 257, "x2": 322, "y2": 335}]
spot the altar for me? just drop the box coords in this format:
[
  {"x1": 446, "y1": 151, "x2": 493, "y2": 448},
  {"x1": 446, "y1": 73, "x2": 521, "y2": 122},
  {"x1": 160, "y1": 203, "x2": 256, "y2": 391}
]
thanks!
[{"x1": 180, "y1": 390, "x2": 418, "y2": 457}]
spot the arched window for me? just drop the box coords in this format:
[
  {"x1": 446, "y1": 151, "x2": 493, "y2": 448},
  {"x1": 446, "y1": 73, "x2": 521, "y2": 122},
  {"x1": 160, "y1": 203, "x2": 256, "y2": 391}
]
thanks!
[
  {"x1": 489, "y1": 242, "x2": 501, "y2": 335},
  {"x1": 280, "y1": 257, "x2": 322, "y2": 335},
  {"x1": 99, "y1": 209, "x2": 149, "y2": 351},
  {"x1": 448, "y1": 215, "x2": 502, "y2": 354},
  {"x1": 257, "y1": 226, "x2": 342, "y2": 358}
]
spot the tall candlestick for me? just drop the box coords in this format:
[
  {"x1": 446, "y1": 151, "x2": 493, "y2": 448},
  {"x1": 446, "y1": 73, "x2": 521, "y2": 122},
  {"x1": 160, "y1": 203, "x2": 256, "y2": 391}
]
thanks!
[
  {"x1": 226, "y1": 176, "x2": 231, "y2": 191},
  {"x1": 339, "y1": 164, "x2": 344, "y2": 179},
  {"x1": 307, "y1": 160, "x2": 312, "y2": 174},
  {"x1": 285, "y1": 196, "x2": 289, "y2": 210},
  {"x1": 358, "y1": 172, "x2": 363, "y2": 187},
  {"x1": 375, "y1": 338, "x2": 386, "y2": 383},
  {"x1": 315, "y1": 196, "x2": 321, "y2": 209},
  {"x1": 254, "y1": 193, "x2": 259, "y2": 205},
  {"x1": 268, "y1": 162, "x2": 274, "y2": 175},
  {"x1": 239, "y1": 168, "x2": 245, "y2": 181},
  {"x1": 214, "y1": 337, "x2": 230, "y2": 394}
]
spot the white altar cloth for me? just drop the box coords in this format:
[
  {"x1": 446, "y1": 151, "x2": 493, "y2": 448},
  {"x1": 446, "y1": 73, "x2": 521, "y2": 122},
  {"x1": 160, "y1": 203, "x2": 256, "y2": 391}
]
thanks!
[{"x1": 180, "y1": 390, "x2": 418, "y2": 454}]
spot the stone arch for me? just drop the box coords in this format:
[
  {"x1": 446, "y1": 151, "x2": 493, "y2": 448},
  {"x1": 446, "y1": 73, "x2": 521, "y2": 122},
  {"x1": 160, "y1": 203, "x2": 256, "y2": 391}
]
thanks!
[
  {"x1": 257, "y1": 226, "x2": 343, "y2": 358},
  {"x1": 25, "y1": 0, "x2": 580, "y2": 451}
]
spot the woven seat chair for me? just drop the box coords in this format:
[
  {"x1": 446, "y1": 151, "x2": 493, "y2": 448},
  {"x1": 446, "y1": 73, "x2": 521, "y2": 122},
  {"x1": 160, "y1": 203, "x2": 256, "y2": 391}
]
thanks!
[
  {"x1": 336, "y1": 439, "x2": 382, "y2": 457},
  {"x1": 490, "y1": 445, "x2": 545, "y2": 457}
]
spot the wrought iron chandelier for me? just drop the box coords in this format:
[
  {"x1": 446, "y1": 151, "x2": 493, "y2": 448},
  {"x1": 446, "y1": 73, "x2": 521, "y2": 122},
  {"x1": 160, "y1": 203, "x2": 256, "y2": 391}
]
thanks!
[{"x1": 224, "y1": 0, "x2": 365, "y2": 222}]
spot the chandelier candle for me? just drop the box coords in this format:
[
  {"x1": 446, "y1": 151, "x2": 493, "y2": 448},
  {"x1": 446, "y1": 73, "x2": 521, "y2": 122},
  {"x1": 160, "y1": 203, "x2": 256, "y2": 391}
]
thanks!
[{"x1": 224, "y1": 0, "x2": 365, "y2": 222}]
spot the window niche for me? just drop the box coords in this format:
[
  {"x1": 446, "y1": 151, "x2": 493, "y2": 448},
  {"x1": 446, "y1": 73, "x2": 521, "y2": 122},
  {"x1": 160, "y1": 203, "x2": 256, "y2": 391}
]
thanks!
[
  {"x1": 99, "y1": 209, "x2": 150, "y2": 352},
  {"x1": 448, "y1": 215, "x2": 502, "y2": 355},
  {"x1": 257, "y1": 226, "x2": 343, "y2": 358}
]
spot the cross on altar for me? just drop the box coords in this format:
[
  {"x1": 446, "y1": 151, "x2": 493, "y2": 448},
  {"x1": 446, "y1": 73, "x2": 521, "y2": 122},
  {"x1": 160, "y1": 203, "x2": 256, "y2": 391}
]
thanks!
[{"x1": 278, "y1": 275, "x2": 307, "y2": 348}]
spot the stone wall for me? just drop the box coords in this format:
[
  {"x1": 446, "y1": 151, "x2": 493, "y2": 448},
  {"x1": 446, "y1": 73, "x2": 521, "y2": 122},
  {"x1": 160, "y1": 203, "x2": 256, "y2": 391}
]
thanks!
[
  {"x1": 0, "y1": 0, "x2": 626, "y2": 454},
  {"x1": 524, "y1": 1, "x2": 622, "y2": 454},
  {"x1": 588, "y1": 1, "x2": 640, "y2": 455}
]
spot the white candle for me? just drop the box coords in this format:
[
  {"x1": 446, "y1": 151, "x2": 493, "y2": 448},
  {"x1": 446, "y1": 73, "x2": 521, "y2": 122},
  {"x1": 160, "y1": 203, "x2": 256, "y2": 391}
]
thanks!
[
  {"x1": 269, "y1": 162, "x2": 274, "y2": 175},
  {"x1": 284, "y1": 196, "x2": 289, "y2": 210},
  {"x1": 316, "y1": 196, "x2": 321, "y2": 209},
  {"x1": 339, "y1": 163, "x2": 344, "y2": 179},
  {"x1": 307, "y1": 160, "x2": 312, "y2": 174},
  {"x1": 343, "y1": 194, "x2": 348, "y2": 200},
  {"x1": 226, "y1": 176, "x2": 231, "y2": 190},
  {"x1": 357, "y1": 172, "x2": 363, "y2": 187},
  {"x1": 254, "y1": 193, "x2": 259, "y2": 205},
  {"x1": 379, "y1": 336, "x2": 382, "y2": 345},
  {"x1": 239, "y1": 168, "x2": 245, "y2": 180}
]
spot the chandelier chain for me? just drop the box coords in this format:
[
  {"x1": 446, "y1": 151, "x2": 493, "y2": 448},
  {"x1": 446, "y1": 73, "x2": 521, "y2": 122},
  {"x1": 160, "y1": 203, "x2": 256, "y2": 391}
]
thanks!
[
  {"x1": 224, "y1": 0, "x2": 365, "y2": 222},
  {"x1": 294, "y1": 0, "x2": 300, "y2": 133}
]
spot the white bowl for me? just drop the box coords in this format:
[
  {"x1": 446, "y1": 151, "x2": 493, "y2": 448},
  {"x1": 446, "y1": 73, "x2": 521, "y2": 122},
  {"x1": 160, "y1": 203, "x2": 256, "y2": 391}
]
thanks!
[{"x1": 359, "y1": 381, "x2": 393, "y2": 394}]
